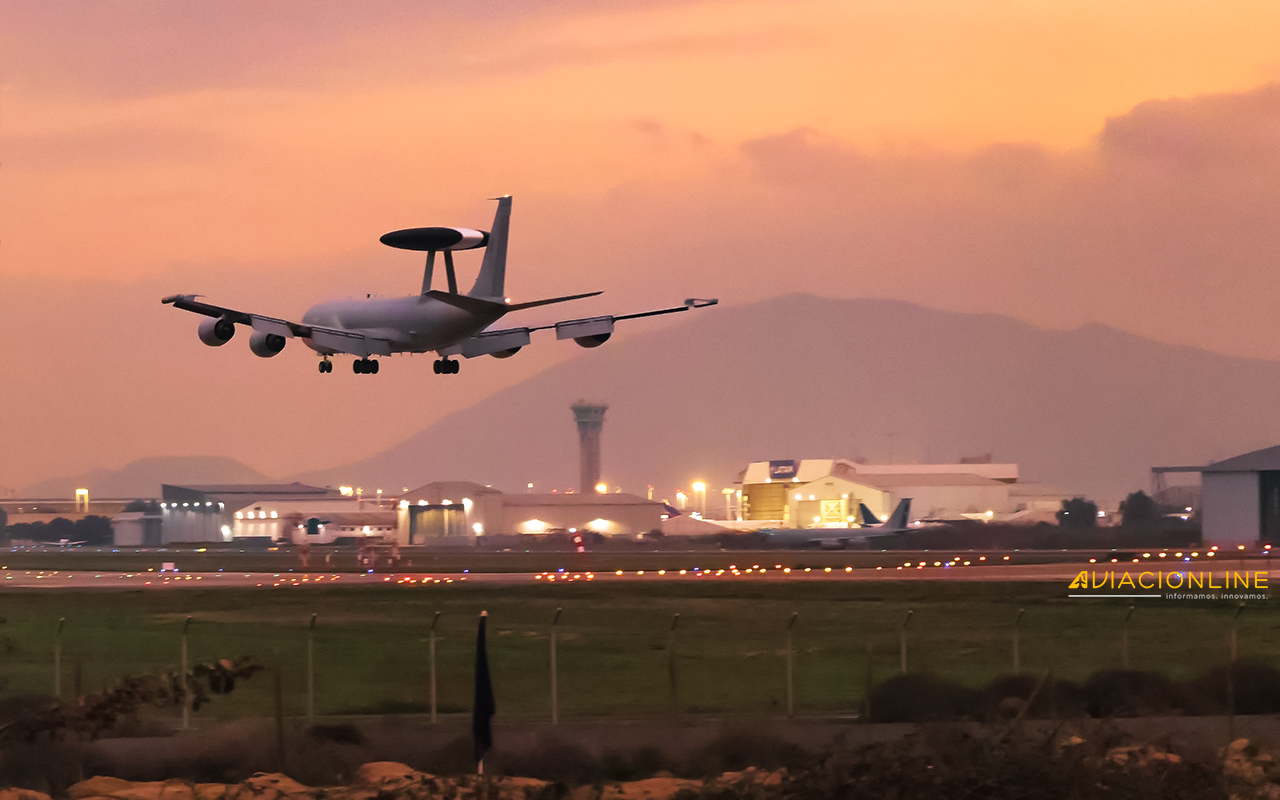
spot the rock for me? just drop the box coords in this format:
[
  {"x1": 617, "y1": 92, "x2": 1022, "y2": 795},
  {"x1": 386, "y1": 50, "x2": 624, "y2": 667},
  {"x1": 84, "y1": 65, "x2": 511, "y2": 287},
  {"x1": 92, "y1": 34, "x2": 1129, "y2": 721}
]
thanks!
[
  {"x1": 68, "y1": 779, "x2": 195, "y2": 800},
  {"x1": 0, "y1": 789, "x2": 53, "y2": 800},
  {"x1": 70, "y1": 778, "x2": 135, "y2": 800},
  {"x1": 194, "y1": 785, "x2": 228, "y2": 800},
  {"x1": 597, "y1": 777, "x2": 701, "y2": 800},
  {"x1": 225, "y1": 774, "x2": 311, "y2": 800}
]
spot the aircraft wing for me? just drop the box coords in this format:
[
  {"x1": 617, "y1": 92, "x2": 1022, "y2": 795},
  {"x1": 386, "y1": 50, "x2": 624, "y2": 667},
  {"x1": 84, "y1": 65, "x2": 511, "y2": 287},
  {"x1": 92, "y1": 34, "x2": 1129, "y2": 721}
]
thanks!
[
  {"x1": 161, "y1": 294, "x2": 393, "y2": 356},
  {"x1": 448, "y1": 298, "x2": 718, "y2": 359}
]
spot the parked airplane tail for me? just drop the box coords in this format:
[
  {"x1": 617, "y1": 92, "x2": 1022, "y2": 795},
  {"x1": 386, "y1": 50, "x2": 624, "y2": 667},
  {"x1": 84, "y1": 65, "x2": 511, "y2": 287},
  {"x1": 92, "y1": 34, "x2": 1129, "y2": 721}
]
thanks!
[
  {"x1": 885, "y1": 498, "x2": 911, "y2": 529},
  {"x1": 469, "y1": 196, "x2": 511, "y2": 301},
  {"x1": 859, "y1": 499, "x2": 911, "y2": 529},
  {"x1": 858, "y1": 503, "x2": 882, "y2": 526}
]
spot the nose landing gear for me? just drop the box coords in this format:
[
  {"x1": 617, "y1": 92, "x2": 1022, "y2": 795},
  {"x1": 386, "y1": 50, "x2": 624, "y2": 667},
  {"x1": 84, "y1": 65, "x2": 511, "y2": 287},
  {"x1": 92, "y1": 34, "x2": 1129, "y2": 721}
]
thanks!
[
  {"x1": 318, "y1": 359, "x2": 333, "y2": 374},
  {"x1": 433, "y1": 358, "x2": 459, "y2": 375}
]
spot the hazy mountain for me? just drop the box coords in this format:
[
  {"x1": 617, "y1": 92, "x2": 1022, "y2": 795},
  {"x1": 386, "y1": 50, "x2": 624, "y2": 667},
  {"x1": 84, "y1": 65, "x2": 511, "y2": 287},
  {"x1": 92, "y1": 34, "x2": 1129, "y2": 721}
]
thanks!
[
  {"x1": 290, "y1": 294, "x2": 1280, "y2": 504},
  {"x1": 19, "y1": 455, "x2": 271, "y2": 499}
]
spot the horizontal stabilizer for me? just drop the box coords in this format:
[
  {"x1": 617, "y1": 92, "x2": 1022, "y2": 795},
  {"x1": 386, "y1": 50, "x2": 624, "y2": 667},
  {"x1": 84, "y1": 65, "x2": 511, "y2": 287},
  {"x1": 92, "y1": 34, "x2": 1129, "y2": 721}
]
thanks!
[{"x1": 505, "y1": 291, "x2": 602, "y2": 311}]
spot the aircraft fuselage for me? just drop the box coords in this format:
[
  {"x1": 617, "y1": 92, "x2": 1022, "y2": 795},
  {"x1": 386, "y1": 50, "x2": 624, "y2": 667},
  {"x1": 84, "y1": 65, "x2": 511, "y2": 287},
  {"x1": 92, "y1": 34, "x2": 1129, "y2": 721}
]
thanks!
[{"x1": 300, "y1": 295, "x2": 505, "y2": 354}]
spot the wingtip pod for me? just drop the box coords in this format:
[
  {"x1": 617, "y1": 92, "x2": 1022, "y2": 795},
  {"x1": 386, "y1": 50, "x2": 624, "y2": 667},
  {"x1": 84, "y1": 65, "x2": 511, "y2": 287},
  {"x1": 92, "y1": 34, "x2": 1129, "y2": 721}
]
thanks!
[{"x1": 684, "y1": 298, "x2": 718, "y2": 308}]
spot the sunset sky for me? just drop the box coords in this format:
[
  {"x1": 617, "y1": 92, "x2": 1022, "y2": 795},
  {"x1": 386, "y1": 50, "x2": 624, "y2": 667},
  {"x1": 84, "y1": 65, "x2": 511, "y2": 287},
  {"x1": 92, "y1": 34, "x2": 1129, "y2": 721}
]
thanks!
[{"x1": 4, "y1": 0, "x2": 1280, "y2": 492}]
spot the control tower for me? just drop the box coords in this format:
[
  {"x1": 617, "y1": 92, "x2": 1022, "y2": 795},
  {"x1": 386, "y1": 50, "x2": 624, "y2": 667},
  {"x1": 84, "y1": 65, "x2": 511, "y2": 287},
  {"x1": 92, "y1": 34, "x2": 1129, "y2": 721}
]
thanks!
[{"x1": 571, "y1": 402, "x2": 608, "y2": 494}]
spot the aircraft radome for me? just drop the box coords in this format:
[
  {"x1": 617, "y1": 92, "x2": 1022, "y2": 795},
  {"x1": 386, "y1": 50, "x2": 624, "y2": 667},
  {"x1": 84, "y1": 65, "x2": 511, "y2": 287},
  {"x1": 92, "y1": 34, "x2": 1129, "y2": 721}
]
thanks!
[{"x1": 163, "y1": 196, "x2": 717, "y2": 375}]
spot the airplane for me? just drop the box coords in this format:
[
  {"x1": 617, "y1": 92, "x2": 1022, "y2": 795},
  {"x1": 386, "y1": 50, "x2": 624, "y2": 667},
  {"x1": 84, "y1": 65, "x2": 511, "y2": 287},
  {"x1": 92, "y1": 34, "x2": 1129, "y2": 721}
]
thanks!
[
  {"x1": 764, "y1": 498, "x2": 914, "y2": 549},
  {"x1": 162, "y1": 196, "x2": 717, "y2": 375}
]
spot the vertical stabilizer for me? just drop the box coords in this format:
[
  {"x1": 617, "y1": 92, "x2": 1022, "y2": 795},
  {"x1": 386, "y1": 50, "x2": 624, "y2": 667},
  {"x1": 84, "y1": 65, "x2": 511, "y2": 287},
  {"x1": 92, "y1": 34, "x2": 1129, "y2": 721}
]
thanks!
[
  {"x1": 469, "y1": 196, "x2": 511, "y2": 300},
  {"x1": 885, "y1": 498, "x2": 911, "y2": 529},
  {"x1": 859, "y1": 503, "x2": 882, "y2": 526}
]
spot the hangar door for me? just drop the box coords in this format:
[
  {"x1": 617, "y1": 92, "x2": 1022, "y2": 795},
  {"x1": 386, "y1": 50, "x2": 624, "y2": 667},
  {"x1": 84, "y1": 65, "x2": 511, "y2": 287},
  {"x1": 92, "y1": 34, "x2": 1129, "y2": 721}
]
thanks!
[
  {"x1": 1260, "y1": 471, "x2": 1280, "y2": 542},
  {"x1": 746, "y1": 483, "x2": 787, "y2": 520},
  {"x1": 408, "y1": 505, "x2": 469, "y2": 542}
]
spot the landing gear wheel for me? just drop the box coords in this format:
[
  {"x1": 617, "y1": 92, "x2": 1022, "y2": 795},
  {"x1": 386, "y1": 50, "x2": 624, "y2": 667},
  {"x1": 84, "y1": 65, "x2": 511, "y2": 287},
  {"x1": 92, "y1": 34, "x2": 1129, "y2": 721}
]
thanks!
[
  {"x1": 434, "y1": 358, "x2": 458, "y2": 374},
  {"x1": 353, "y1": 359, "x2": 364, "y2": 374},
  {"x1": 371, "y1": 359, "x2": 380, "y2": 374},
  {"x1": 450, "y1": 359, "x2": 459, "y2": 374}
]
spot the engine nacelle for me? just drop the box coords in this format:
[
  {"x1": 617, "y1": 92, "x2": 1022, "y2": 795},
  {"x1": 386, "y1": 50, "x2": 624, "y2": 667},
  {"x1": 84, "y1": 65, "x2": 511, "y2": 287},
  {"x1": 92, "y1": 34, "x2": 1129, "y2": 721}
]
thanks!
[
  {"x1": 198, "y1": 317, "x2": 236, "y2": 347},
  {"x1": 490, "y1": 347, "x2": 521, "y2": 358},
  {"x1": 249, "y1": 330, "x2": 286, "y2": 357},
  {"x1": 556, "y1": 316, "x2": 615, "y2": 348}
]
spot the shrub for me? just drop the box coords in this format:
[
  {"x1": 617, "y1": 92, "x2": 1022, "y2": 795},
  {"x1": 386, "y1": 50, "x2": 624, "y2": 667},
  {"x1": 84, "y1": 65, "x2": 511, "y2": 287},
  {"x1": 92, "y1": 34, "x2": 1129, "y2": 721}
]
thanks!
[
  {"x1": 1080, "y1": 670, "x2": 1184, "y2": 717},
  {"x1": 868, "y1": 674, "x2": 982, "y2": 723}
]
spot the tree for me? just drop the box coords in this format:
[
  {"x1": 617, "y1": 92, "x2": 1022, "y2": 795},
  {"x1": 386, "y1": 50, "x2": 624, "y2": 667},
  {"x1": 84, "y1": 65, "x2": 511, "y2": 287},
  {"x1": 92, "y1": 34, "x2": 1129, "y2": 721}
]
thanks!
[
  {"x1": 1120, "y1": 490, "x2": 1159, "y2": 526},
  {"x1": 1057, "y1": 497, "x2": 1098, "y2": 528}
]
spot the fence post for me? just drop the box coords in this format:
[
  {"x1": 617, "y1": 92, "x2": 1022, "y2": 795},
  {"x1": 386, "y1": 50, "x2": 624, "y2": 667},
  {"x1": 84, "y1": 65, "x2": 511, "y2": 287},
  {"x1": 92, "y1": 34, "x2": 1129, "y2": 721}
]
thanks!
[
  {"x1": 786, "y1": 612, "x2": 798, "y2": 717},
  {"x1": 1122, "y1": 606, "x2": 1135, "y2": 669},
  {"x1": 181, "y1": 616, "x2": 192, "y2": 730},
  {"x1": 54, "y1": 618, "x2": 65, "y2": 698},
  {"x1": 429, "y1": 611, "x2": 440, "y2": 724},
  {"x1": 668, "y1": 613, "x2": 680, "y2": 712},
  {"x1": 1013, "y1": 609, "x2": 1025, "y2": 675},
  {"x1": 307, "y1": 614, "x2": 317, "y2": 725},
  {"x1": 900, "y1": 610, "x2": 913, "y2": 674},
  {"x1": 1229, "y1": 603, "x2": 1245, "y2": 741},
  {"x1": 864, "y1": 641, "x2": 874, "y2": 719},
  {"x1": 551, "y1": 607, "x2": 562, "y2": 724},
  {"x1": 274, "y1": 665, "x2": 286, "y2": 772}
]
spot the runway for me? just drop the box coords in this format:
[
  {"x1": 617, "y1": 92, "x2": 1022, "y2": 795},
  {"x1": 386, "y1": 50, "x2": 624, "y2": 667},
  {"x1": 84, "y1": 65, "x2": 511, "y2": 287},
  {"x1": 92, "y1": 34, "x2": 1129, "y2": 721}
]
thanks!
[{"x1": 2, "y1": 559, "x2": 1256, "y2": 589}]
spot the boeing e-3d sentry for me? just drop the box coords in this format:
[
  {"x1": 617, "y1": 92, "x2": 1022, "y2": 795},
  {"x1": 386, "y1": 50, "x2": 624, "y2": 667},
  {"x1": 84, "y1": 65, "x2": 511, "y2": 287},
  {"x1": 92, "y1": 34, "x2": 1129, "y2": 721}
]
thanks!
[{"x1": 162, "y1": 196, "x2": 717, "y2": 375}]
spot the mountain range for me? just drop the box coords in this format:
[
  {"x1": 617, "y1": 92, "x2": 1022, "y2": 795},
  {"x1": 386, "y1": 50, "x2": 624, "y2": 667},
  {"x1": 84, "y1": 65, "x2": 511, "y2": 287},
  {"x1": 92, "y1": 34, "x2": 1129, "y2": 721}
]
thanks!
[{"x1": 25, "y1": 294, "x2": 1280, "y2": 504}]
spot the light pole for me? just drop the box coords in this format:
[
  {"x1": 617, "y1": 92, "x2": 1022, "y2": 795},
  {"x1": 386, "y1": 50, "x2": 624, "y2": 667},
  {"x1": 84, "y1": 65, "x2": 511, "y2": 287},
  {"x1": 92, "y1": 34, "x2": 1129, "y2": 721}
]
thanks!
[
  {"x1": 181, "y1": 616, "x2": 192, "y2": 730},
  {"x1": 900, "y1": 610, "x2": 913, "y2": 674},
  {"x1": 429, "y1": 611, "x2": 440, "y2": 724},
  {"x1": 54, "y1": 618, "x2": 65, "y2": 698},
  {"x1": 692, "y1": 482, "x2": 706, "y2": 517},
  {"x1": 786, "y1": 612, "x2": 798, "y2": 717},
  {"x1": 550, "y1": 608, "x2": 562, "y2": 725},
  {"x1": 1013, "y1": 609, "x2": 1025, "y2": 675}
]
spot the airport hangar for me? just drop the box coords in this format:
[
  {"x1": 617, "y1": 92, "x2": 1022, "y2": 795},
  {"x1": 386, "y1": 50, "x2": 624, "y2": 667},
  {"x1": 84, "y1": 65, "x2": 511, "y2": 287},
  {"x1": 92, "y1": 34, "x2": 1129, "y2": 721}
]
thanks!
[
  {"x1": 1155, "y1": 444, "x2": 1280, "y2": 550},
  {"x1": 112, "y1": 481, "x2": 666, "y2": 547}
]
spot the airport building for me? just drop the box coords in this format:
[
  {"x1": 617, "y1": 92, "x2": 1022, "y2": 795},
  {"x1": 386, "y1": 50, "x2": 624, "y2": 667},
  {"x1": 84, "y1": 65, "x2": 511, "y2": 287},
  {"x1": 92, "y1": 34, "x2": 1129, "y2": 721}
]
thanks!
[
  {"x1": 395, "y1": 481, "x2": 666, "y2": 544},
  {"x1": 737, "y1": 458, "x2": 1031, "y2": 527},
  {"x1": 1156, "y1": 445, "x2": 1280, "y2": 549}
]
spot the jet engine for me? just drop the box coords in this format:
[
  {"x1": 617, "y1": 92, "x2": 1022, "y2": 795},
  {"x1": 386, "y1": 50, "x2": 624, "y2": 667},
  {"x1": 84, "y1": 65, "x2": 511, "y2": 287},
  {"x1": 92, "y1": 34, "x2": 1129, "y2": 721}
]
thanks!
[
  {"x1": 490, "y1": 347, "x2": 522, "y2": 358},
  {"x1": 198, "y1": 317, "x2": 236, "y2": 347},
  {"x1": 556, "y1": 317, "x2": 614, "y2": 349},
  {"x1": 249, "y1": 330, "x2": 286, "y2": 357},
  {"x1": 573, "y1": 333, "x2": 611, "y2": 348}
]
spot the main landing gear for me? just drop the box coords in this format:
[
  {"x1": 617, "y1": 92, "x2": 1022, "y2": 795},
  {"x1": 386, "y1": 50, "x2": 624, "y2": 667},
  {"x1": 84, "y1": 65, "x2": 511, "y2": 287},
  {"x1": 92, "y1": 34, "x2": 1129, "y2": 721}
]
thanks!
[
  {"x1": 318, "y1": 359, "x2": 333, "y2": 374},
  {"x1": 433, "y1": 358, "x2": 459, "y2": 375},
  {"x1": 352, "y1": 358, "x2": 379, "y2": 374}
]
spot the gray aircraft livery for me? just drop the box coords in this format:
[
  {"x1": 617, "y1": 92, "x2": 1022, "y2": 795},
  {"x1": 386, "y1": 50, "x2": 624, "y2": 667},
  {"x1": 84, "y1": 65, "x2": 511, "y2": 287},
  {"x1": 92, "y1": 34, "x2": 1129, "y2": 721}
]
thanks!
[
  {"x1": 163, "y1": 196, "x2": 717, "y2": 375},
  {"x1": 765, "y1": 498, "x2": 914, "y2": 548}
]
